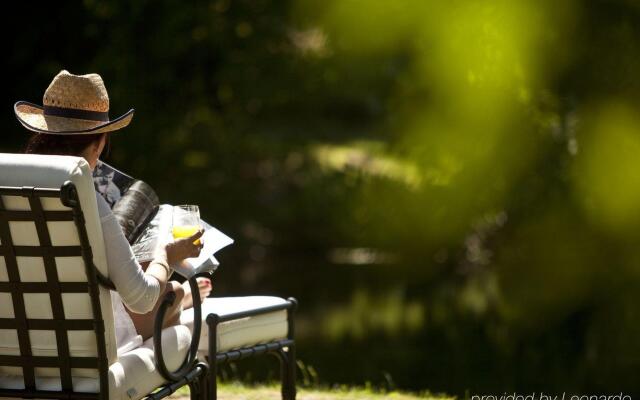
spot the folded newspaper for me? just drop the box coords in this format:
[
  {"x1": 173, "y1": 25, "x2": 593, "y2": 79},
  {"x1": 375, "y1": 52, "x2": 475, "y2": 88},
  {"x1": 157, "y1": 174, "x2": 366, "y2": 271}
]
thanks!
[{"x1": 93, "y1": 160, "x2": 233, "y2": 279}]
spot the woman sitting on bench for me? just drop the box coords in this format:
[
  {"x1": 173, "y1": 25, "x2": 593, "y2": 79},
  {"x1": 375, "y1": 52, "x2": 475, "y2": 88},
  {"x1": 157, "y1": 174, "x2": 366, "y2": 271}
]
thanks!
[{"x1": 15, "y1": 69, "x2": 207, "y2": 354}]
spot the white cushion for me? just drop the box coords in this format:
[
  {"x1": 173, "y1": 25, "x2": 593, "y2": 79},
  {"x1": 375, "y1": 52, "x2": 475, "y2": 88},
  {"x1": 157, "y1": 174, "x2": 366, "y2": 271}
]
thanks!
[
  {"x1": 0, "y1": 324, "x2": 191, "y2": 400},
  {"x1": 0, "y1": 154, "x2": 109, "y2": 278},
  {"x1": 0, "y1": 154, "x2": 117, "y2": 367},
  {"x1": 180, "y1": 296, "x2": 289, "y2": 353},
  {"x1": 107, "y1": 324, "x2": 192, "y2": 400}
]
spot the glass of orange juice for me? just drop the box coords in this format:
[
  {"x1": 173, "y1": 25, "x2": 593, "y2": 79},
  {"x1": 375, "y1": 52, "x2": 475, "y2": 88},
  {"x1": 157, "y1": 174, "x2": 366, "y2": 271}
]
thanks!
[{"x1": 172, "y1": 205, "x2": 201, "y2": 245}]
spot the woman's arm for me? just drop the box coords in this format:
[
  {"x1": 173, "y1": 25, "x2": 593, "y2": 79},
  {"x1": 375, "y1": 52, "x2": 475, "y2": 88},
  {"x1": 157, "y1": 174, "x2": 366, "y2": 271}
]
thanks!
[
  {"x1": 123, "y1": 230, "x2": 205, "y2": 340},
  {"x1": 145, "y1": 230, "x2": 204, "y2": 294},
  {"x1": 100, "y1": 206, "x2": 161, "y2": 313},
  {"x1": 96, "y1": 192, "x2": 202, "y2": 313}
]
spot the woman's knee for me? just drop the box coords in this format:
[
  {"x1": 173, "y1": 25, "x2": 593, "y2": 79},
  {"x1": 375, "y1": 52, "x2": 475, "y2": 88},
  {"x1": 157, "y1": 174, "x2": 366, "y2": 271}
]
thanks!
[{"x1": 167, "y1": 281, "x2": 185, "y2": 305}]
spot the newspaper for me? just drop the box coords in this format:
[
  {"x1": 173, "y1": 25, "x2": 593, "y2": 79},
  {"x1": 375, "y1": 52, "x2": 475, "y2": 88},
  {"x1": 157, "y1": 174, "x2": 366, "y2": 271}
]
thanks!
[{"x1": 93, "y1": 160, "x2": 233, "y2": 278}]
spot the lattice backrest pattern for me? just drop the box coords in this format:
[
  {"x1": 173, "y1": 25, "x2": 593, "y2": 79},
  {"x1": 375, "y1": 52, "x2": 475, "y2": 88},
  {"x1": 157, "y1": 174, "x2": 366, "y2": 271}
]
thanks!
[{"x1": 0, "y1": 154, "x2": 116, "y2": 397}]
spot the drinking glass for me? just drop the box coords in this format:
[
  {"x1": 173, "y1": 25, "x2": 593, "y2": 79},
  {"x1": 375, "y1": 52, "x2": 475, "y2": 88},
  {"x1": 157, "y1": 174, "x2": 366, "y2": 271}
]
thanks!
[{"x1": 172, "y1": 205, "x2": 201, "y2": 244}]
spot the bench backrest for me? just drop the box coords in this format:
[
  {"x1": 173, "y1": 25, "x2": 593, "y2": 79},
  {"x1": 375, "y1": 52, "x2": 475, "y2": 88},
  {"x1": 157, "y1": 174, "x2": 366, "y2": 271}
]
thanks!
[{"x1": 0, "y1": 153, "x2": 117, "y2": 398}]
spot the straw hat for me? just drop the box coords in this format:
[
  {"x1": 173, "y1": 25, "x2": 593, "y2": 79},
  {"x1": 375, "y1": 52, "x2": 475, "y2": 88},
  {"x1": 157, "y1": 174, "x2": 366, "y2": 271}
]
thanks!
[{"x1": 14, "y1": 70, "x2": 134, "y2": 135}]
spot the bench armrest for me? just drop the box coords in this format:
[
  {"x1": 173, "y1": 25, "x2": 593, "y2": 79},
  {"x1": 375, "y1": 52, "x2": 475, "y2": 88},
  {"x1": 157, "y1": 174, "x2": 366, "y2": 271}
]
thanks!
[
  {"x1": 153, "y1": 276, "x2": 203, "y2": 382},
  {"x1": 206, "y1": 297, "x2": 297, "y2": 325}
]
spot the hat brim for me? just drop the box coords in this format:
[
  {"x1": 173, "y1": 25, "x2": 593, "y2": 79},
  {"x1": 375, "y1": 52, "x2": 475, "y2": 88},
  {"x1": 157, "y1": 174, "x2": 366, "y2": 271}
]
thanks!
[{"x1": 14, "y1": 101, "x2": 134, "y2": 135}]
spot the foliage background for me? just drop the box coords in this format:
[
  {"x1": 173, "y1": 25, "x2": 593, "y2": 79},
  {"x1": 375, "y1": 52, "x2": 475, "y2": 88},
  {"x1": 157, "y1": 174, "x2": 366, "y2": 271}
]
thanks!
[{"x1": 3, "y1": 0, "x2": 640, "y2": 395}]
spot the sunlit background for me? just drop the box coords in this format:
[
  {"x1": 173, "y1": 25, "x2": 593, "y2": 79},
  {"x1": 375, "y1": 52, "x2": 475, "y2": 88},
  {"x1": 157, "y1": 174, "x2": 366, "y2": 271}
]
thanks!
[{"x1": 3, "y1": 0, "x2": 640, "y2": 395}]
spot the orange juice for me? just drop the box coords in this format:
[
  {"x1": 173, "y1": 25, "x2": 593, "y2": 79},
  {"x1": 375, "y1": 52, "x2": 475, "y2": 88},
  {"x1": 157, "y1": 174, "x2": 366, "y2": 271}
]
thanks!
[{"x1": 172, "y1": 225, "x2": 201, "y2": 245}]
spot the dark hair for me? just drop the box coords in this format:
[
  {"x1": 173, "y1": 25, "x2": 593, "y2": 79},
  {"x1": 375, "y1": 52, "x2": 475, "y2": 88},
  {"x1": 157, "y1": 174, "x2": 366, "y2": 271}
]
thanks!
[{"x1": 24, "y1": 132, "x2": 110, "y2": 158}]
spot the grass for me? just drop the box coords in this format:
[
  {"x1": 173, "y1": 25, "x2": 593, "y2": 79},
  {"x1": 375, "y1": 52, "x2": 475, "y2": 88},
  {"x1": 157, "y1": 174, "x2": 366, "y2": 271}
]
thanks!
[{"x1": 168, "y1": 382, "x2": 454, "y2": 400}]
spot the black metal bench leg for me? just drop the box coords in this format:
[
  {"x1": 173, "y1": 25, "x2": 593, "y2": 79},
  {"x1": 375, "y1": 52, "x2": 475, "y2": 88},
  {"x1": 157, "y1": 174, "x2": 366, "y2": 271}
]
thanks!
[
  {"x1": 199, "y1": 365, "x2": 209, "y2": 400},
  {"x1": 284, "y1": 297, "x2": 297, "y2": 400},
  {"x1": 188, "y1": 377, "x2": 199, "y2": 400},
  {"x1": 209, "y1": 358, "x2": 217, "y2": 400},
  {"x1": 288, "y1": 344, "x2": 297, "y2": 400},
  {"x1": 277, "y1": 345, "x2": 296, "y2": 400},
  {"x1": 206, "y1": 314, "x2": 219, "y2": 400}
]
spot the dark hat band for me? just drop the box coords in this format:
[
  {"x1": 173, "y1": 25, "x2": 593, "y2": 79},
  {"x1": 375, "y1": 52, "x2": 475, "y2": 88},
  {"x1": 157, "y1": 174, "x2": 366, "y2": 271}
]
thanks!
[{"x1": 43, "y1": 105, "x2": 110, "y2": 122}]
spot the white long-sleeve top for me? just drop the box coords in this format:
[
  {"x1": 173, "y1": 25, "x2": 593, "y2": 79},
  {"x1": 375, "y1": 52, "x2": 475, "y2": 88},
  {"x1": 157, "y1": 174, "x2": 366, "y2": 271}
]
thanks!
[{"x1": 95, "y1": 192, "x2": 161, "y2": 354}]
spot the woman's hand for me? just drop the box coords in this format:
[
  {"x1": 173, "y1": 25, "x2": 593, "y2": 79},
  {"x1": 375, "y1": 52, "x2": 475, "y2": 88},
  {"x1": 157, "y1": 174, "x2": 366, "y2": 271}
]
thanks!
[{"x1": 165, "y1": 229, "x2": 204, "y2": 266}]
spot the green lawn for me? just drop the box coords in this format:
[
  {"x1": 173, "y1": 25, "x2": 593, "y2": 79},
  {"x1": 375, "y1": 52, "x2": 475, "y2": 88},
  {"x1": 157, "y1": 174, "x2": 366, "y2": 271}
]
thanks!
[{"x1": 169, "y1": 382, "x2": 454, "y2": 400}]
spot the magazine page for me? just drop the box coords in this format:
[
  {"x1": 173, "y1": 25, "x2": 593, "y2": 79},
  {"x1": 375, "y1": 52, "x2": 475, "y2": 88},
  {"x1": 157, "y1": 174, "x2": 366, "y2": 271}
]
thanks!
[
  {"x1": 111, "y1": 180, "x2": 160, "y2": 243},
  {"x1": 131, "y1": 204, "x2": 234, "y2": 279},
  {"x1": 131, "y1": 204, "x2": 173, "y2": 263},
  {"x1": 93, "y1": 161, "x2": 234, "y2": 277},
  {"x1": 93, "y1": 160, "x2": 136, "y2": 207},
  {"x1": 172, "y1": 223, "x2": 234, "y2": 279}
]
